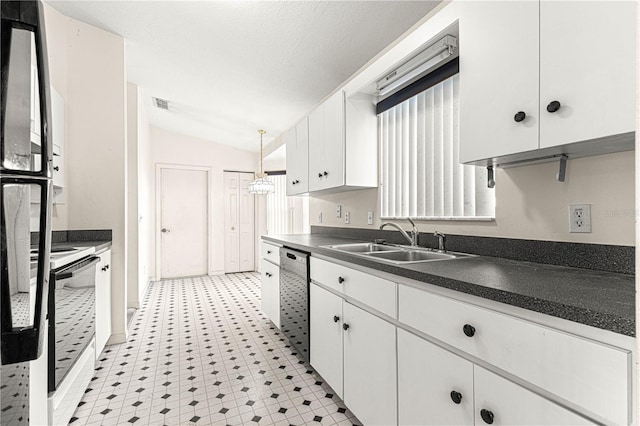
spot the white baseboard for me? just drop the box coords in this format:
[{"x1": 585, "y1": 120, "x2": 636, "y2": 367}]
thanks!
[
  {"x1": 209, "y1": 270, "x2": 225, "y2": 276},
  {"x1": 107, "y1": 332, "x2": 127, "y2": 345}
]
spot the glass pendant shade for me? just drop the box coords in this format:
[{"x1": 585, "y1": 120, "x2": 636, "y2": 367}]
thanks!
[{"x1": 249, "y1": 129, "x2": 274, "y2": 194}]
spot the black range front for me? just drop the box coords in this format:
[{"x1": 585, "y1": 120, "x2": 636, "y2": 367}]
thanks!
[
  {"x1": 48, "y1": 255, "x2": 99, "y2": 392},
  {"x1": 279, "y1": 247, "x2": 310, "y2": 361}
]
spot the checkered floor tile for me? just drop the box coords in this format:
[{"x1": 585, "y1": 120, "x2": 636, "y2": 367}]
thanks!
[{"x1": 70, "y1": 272, "x2": 361, "y2": 425}]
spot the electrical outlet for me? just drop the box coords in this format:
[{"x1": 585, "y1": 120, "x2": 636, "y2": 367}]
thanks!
[
  {"x1": 345, "y1": 211, "x2": 350, "y2": 224},
  {"x1": 569, "y1": 204, "x2": 591, "y2": 233},
  {"x1": 318, "y1": 212, "x2": 323, "y2": 223},
  {"x1": 336, "y1": 204, "x2": 342, "y2": 218},
  {"x1": 367, "y1": 211, "x2": 374, "y2": 225}
]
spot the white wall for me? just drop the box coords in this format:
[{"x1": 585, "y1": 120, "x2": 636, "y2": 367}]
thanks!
[
  {"x1": 147, "y1": 127, "x2": 258, "y2": 277},
  {"x1": 137, "y1": 88, "x2": 152, "y2": 301},
  {"x1": 126, "y1": 83, "x2": 140, "y2": 309},
  {"x1": 44, "y1": 4, "x2": 129, "y2": 343},
  {"x1": 310, "y1": 151, "x2": 635, "y2": 246}
]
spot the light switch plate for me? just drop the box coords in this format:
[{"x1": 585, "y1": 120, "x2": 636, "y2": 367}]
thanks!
[
  {"x1": 318, "y1": 212, "x2": 323, "y2": 223},
  {"x1": 345, "y1": 211, "x2": 350, "y2": 224},
  {"x1": 336, "y1": 204, "x2": 342, "y2": 218},
  {"x1": 367, "y1": 211, "x2": 374, "y2": 225},
  {"x1": 569, "y1": 204, "x2": 591, "y2": 233}
]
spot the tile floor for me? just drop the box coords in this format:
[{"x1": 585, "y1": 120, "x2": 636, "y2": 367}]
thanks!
[{"x1": 70, "y1": 272, "x2": 361, "y2": 425}]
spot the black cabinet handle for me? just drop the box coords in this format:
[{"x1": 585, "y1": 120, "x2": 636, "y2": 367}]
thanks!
[
  {"x1": 480, "y1": 409, "x2": 494, "y2": 424},
  {"x1": 323, "y1": 171, "x2": 328, "y2": 176},
  {"x1": 463, "y1": 324, "x2": 475, "y2": 337},
  {"x1": 267, "y1": 250, "x2": 272, "y2": 254},
  {"x1": 333, "y1": 315, "x2": 340, "y2": 323},
  {"x1": 342, "y1": 323, "x2": 350, "y2": 331},
  {"x1": 338, "y1": 276, "x2": 345, "y2": 284},
  {"x1": 318, "y1": 172, "x2": 323, "y2": 178},
  {"x1": 450, "y1": 391, "x2": 462, "y2": 404},
  {"x1": 265, "y1": 272, "x2": 272, "y2": 277},
  {"x1": 53, "y1": 166, "x2": 60, "y2": 171},
  {"x1": 514, "y1": 111, "x2": 526, "y2": 122},
  {"x1": 292, "y1": 181, "x2": 296, "y2": 185},
  {"x1": 295, "y1": 180, "x2": 299, "y2": 184},
  {"x1": 102, "y1": 266, "x2": 108, "y2": 271},
  {"x1": 105, "y1": 264, "x2": 109, "y2": 270},
  {"x1": 546, "y1": 100, "x2": 561, "y2": 113}
]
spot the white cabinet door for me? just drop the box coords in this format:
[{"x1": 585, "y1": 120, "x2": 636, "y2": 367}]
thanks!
[
  {"x1": 95, "y1": 250, "x2": 112, "y2": 357},
  {"x1": 260, "y1": 258, "x2": 280, "y2": 328},
  {"x1": 474, "y1": 366, "x2": 594, "y2": 426},
  {"x1": 538, "y1": 1, "x2": 635, "y2": 149},
  {"x1": 286, "y1": 119, "x2": 309, "y2": 195},
  {"x1": 398, "y1": 329, "x2": 474, "y2": 425},
  {"x1": 343, "y1": 302, "x2": 396, "y2": 426},
  {"x1": 308, "y1": 105, "x2": 326, "y2": 192},
  {"x1": 459, "y1": 1, "x2": 539, "y2": 164},
  {"x1": 309, "y1": 284, "x2": 344, "y2": 397},
  {"x1": 322, "y1": 91, "x2": 345, "y2": 189}
]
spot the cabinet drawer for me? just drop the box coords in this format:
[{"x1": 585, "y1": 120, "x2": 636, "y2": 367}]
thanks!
[
  {"x1": 261, "y1": 241, "x2": 280, "y2": 265},
  {"x1": 399, "y1": 285, "x2": 630, "y2": 425},
  {"x1": 311, "y1": 257, "x2": 396, "y2": 318}
]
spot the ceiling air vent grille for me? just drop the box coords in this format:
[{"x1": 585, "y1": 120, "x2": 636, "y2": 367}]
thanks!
[{"x1": 153, "y1": 97, "x2": 170, "y2": 110}]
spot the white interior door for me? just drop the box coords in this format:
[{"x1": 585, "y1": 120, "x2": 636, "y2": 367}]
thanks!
[
  {"x1": 224, "y1": 171, "x2": 255, "y2": 273},
  {"x1": 160, "y1": 167, "x2": 208, "y2": 278}
]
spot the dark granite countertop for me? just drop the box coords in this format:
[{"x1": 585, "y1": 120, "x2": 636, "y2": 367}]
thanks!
[
  {"x1": 263, "y1": 234, "x2": 635, "y2": 337},
  {"x1": 58, "y1": 240, "x2": 112, "y2": 253}
]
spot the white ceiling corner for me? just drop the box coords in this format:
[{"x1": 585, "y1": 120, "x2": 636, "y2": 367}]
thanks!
[{"x1": 46, "y1": 0, "x2": 441, "y2": 152}]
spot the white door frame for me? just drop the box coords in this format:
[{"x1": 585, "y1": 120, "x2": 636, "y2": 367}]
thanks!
[{"x1": 155, "y1": 163, "x2": 213, "y2": 279}]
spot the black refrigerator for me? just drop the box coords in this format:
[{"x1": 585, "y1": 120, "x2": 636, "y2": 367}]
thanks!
[{"x1": 1, "y1": 1, "x2": 53, "y2": 424}]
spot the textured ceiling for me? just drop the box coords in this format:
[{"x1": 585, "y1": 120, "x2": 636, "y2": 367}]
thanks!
[{"x1": 46, "y1": 1, "x2": 441, "y2": 151}]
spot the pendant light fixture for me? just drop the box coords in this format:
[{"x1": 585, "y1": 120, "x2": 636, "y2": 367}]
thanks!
[{"x1": 248, "y1": 129, "x2": 275, "y2": 195}]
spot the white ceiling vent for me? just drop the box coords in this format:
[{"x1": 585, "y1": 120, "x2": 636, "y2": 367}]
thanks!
[{"x1": 153, "y1": 97, "x2": 170, "y2": 110}]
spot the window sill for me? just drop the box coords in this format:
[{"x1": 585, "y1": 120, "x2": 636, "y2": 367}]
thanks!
[{"x1": 380, "y1": 216, "x2": 496, "y2": 222}]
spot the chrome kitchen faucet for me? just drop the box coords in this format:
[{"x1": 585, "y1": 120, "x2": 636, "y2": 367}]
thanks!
[{"x1": 379, "y1": 218, "x2": 419, "y2": 247}]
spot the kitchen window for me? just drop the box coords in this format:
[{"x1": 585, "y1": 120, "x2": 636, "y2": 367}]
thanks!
[
  {"x1": 378, "y1": 73, "x2": 495, "y2": 220},
  {"x1": 265, "y1": 173, "x2": 310, "y2": 234}
]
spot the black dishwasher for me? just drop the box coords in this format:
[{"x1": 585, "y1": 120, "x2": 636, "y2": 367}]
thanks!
[{"x1": 279, "y1": 247, "x2": 310, "y2": 361}]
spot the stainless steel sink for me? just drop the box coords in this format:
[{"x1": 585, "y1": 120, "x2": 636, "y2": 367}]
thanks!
[
  {"x1": 321, "y1": 243, "x2": 473, "y2": 264},
  {"x1": 323, "y1": 243, "x2": 400, "y2": 253},
  {"x1": 367, "y1": 250, "x2": 457, "y2": 263}
]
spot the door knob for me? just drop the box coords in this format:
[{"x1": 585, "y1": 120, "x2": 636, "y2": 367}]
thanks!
[{"x1": 161, "y1": 228, "x2": 170, "y2": 233}]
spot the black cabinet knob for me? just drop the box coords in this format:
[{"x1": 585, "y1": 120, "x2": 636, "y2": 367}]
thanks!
[
  {"x1": 265, "y1": 272, "x2": 272, "y2": 277},
  {"x1": 342, "y1": 323, "x2": 350, "y2": 331},
  {"x1": 53, "y1": 166, "x2": 60, "y2": 171},
  {"x1": 318, "y1": 172, "x2": 323, "y2": 178},
  {"x1": 546, "y1": 100, "x2": 561, "y2": 113},
  {"x1": 292, "y1": 181, "x2": 296, "y2": 185},
  {"x1": 333, "y1": 315, "x2": 340, "y2": 323},
  {"x1": 105, "y1": 264, "x2": 109, "y2": 270},
  {"x1": 450, "y1": 391, "x2": 462, "y2": 404},
  {"x1": 514, "y1": 111, "x2": 526, "y2": 122},
  {"x1": 101, "y1": 266, "x2": 108, "y2": 272},
  {"x1": 267, "y1": 250, "x2": 272, "y2": 254},
  {"x1": 338, "y1": 276, "x2": 345, "y2": 284},
  {"x1": 463, "y1": 324, "x2": 475, "y2": 337},
  {"x1": 323, "y1": 171, "x2": 328, "y2": 176},
  {"x1": 480, "y1": 409, "x2": 494, "y2": 424}
]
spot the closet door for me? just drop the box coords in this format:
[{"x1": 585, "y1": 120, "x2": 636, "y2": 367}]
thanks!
[{"x1": 224, "y1": 171, "x2": 255, "y2": 273}]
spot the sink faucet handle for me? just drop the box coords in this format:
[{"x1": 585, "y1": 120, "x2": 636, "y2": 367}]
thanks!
[
  {"x1": 407, "y1": 217, "x2": 416, "y2": 228},
  {"x1": 434, "y1": 231, "x2": 446, "y2": 252}
]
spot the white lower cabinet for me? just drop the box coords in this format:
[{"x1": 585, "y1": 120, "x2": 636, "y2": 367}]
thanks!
[
  {"x1": 95, "y1": 249, "x2": 111, "y2": 357},
  {"x1": 398, "y1": 329, "x2": 474, "y2": 425},
  {"x1": 342, "y1": 302, "x2": 396, "y2": 426},
  {"x1": 474, "y1": 366, "x2": 593, "y2": 426},
  {"x1": 310, "y1": 283, "x2": 344, "y2": 397},
  {"x1": 310, "y1": 283, "x2": 397, "y2": 425},
  {"x1": 398, "y1": 329, "x2": 592, "y2": 426},
  {"x1": 260, "y1": 258, "x2": 280, "y2": 328}
]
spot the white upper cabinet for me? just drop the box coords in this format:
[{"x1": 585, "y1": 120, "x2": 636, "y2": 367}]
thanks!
[
  {"x1": 286, "y1": 118, "x2": 309, "y2": 195},
  {"x1": 460, "y1": 1, "x2": 635, "y2": 165},
  {"x1": 538, "y1": 1, "x2": 635, "y2": 149},
  {"x1": 306, "y1": 91, "x2": 377, "y2": 194},
  {"x1": 459, "y1": 1, "x2": 539, "y2": 163}
]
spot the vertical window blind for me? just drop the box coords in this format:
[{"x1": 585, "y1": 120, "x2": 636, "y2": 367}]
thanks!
[
  {"x1": 379, "y1": 74, "x2": 495, "y2": 219},
  {"x1": 265, "y1": 174, "x2": 310, "y2": 235}
]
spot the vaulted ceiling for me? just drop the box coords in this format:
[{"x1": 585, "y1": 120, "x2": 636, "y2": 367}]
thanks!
[{"x1": 47, "y1": 1, "x2": 441, "y2": 151}]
